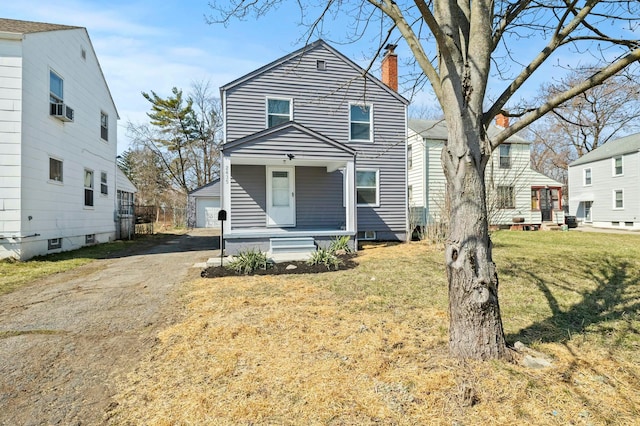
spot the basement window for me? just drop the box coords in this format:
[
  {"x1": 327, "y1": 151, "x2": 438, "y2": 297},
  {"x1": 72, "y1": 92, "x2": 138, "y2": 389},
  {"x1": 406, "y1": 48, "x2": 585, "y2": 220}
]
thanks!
[
  {"x1": 358, "y1": 230, "x2": 376, "y2": 240},
  {"x1": 48, "y1": 238, "x2": 62, "y2": 250}
]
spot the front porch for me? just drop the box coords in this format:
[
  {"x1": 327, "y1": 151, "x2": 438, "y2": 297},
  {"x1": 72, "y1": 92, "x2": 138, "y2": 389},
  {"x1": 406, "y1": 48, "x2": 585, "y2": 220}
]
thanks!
[{"x1": 220, "y1": 122, "x2": 357, "y2": 256}]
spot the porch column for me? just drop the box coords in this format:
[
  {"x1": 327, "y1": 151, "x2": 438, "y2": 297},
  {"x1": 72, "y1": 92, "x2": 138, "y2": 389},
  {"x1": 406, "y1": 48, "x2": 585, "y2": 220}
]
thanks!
[
  {"x1": 221, "y1": 155, "x2": 232, "y2": 235},
  {"x1": 345, "y1": 160, "x2": 356, "y2": 233}
]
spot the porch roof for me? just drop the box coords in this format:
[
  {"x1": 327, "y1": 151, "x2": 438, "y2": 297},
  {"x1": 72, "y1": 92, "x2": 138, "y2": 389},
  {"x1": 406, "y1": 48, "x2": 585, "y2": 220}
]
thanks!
[{"x1": 223, "y1": 121, "x2": 356, "y2": 170}]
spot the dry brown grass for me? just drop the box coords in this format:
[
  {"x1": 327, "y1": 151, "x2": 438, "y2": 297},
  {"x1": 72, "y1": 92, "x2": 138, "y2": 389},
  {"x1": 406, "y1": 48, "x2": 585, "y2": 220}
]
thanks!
[{"x1": 108, "y1": 233, "x2": 640, "y2": 425}]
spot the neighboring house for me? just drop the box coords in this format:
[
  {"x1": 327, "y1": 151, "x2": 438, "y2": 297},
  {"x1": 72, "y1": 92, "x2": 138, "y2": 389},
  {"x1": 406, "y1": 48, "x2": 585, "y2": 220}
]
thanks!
[
  {"x1": 187, "y1": 179, "x2": 221, "y2": 228},
  {"x1": 568, "y1": 132, "x2": 640, "y2": 230},
  {"x1": 219, "y1": 40, "x2": 409, "y2": 255},
  {"x1": 0, "y1": 18, "x2": 121, "y2": 260},
  {"x1": 408, "y1": 116, "x2": 564, "y2": 229}
]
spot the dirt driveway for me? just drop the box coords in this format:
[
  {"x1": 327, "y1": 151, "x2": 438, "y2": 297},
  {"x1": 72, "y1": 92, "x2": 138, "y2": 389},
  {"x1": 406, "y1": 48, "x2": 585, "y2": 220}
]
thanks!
[{"x1": 0, "y1": 229, "x2": 220, "y2": 425}]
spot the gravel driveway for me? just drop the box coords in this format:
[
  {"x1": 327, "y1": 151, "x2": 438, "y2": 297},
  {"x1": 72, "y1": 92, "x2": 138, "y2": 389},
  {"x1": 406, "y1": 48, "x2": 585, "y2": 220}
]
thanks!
[{"x1": 0, "y1": 229, "x2": 219, "y2": 425}]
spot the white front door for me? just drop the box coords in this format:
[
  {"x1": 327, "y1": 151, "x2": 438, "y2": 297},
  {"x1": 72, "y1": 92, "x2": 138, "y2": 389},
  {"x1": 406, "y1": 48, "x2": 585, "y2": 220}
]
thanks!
[{"x1": 267, "y1": 166, "x2": 295, "y2": 227}]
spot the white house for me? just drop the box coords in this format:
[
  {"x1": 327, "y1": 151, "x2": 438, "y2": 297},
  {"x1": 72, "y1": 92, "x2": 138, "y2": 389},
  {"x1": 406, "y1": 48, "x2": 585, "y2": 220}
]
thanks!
[
  {"x1": 568, "y1": 132, "x2": 640, "y2": 230},
  {"x1": 0, "y1": 18, "x2": 125, "y2": 259},
  {"x1": 408, "y1": 116, "x2": 564, "y2": 230}
]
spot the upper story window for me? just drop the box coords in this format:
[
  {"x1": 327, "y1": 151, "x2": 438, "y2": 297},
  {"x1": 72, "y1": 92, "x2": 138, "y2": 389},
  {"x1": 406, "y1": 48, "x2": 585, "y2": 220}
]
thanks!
[
  {"x1": 266, "y1": 98, "x2": 291, "y2": 128},
  {"x1": 350, "y1": 104, "x2": 372, "y2": 141},
  {"x1": 356, "y1": 169, "x2": 379, "y2": 206},
  {"x1": 49, "y1": 157, "x2": 63, "y2": 183},
  {"x1": 50, "y1": 70, "x2": 64, "y2": 103},
  {"x1": 408, "y1": 144, "x2": 413, "y2": 169},
  {"x1": 84, "y1": 169, "x2": 94, "y2": 207},
  {"x1": 613, "y1": 156, "x2": 623, "y2": 176},
  {"x1": 101, "y1": 112, "x2": 109, "y2": 141},
  {"x1": 499, "y1": 144, "x2": 511, "y2": 168},
  {"x1": 100, "y1": 172, "x2": 108, "y2": 195},
  {"x1": 584, "y1": 168, "x2": 592, "y2": 185}
]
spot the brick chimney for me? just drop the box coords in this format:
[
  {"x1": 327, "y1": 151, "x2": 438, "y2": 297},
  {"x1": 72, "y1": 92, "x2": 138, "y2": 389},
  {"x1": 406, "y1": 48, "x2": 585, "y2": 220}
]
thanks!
[
  {"x1": 381, "y1": 43, "x2": 398, "y2": 91},
  {"x1": 495, "y1": 113, "x2": 509, "y2": 128}
]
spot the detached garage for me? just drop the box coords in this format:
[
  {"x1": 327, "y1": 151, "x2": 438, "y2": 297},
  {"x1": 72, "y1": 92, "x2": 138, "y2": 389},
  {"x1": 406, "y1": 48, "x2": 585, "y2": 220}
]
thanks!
[{"x1": 187, "y1": 180, "x2": 221, "y2": 228}]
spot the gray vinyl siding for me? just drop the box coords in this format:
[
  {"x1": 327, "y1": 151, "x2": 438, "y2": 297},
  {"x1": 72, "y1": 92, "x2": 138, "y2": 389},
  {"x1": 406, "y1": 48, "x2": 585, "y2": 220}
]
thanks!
[
  {"x1": 224, "y1": 42, "x2": 407, "y2": 238},
  {"x1": 230, "y1": 165, "x2": 266, "y2": 229},
  {"x1": 295, "y1": 167, "x2": 345, "y2": 228}
]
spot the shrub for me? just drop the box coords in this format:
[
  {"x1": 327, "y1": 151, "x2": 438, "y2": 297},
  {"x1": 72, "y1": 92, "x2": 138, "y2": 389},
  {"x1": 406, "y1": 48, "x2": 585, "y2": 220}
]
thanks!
[
  {"x1": 226, "y1": 248, "x2": 270, "y2": 275},
  {"x1": 328, "y1": 235, "x2": 352, "y2": 254},
  {"x1": 307, "y1": 248, "x2": 341, "y2": 270}
]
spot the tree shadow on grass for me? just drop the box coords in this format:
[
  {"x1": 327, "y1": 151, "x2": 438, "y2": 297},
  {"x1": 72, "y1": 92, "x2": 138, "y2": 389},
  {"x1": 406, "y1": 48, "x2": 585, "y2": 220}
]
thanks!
[{"x1": 506, "y1": 256, "x2": 640, "y2": 346}]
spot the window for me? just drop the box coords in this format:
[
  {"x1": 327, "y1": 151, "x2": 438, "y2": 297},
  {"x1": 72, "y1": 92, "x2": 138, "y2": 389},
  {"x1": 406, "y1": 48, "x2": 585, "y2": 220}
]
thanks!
[
  {"x1": 613, "y1": 156, "x2": 623, "y2": 176},
  {"x1": 316, "y1": 60, "x2": 326, "y2": 70},
  {"x1": 48, "y1": 238, "x2": 62, "y2": 250},
  {"x1": 408, "y1": 144, "x2": 413, "y2": 169},
  {"x1": 49, "y1": 157, "x2": 63, "y2": 182},
  {"x1": 350, "y1": 104, "x2": 372, "y2": 141},
  {"x1": 356, "y1": 169, "x2": 378, "y2": 206},
  {"x1": 584, "y1": 168, "x2": 592, "y2": 186},
  {"x1": 550, "y1": 188, "x2": 560, "y2": 210},
  {"x1": 84, "y1": 169, "x2": 94, "y2": 207},
  {"x1": 50, "y1": 70, "x2": 63, "y2": 103},
  {"x1": 100, "y1": 172, "x2": 108, "y2": 195},
  {"x1": 614, "y1": 190, "x2": 623, "y2": 209},
  {"x1": 357, "y1": 230, "x2": 376, "y2": 240},
  {"x1": 497, "y1": 186, "x2": 515, "y2": 209},
  {"x1": 85, "y1": 234, "x2": 95, "y2": 244},
  {"x1": 266, "y1": 98, "x2": 291, "y2": 127},
  {"x1": 499, "y1": 144, "x2": 511, "y2": 168},
  {"x1": 101, "y1": 112, "x2": 108, "y2": 141},
  {"x1": 531, "y1": 189, "x2": 539, "y2": 210}
]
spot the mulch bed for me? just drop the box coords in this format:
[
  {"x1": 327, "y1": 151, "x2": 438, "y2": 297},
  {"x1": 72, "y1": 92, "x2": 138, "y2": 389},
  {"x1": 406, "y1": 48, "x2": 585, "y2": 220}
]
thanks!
[{"x1": 201, "y1": 253, "x2": 358, "y2": 278}]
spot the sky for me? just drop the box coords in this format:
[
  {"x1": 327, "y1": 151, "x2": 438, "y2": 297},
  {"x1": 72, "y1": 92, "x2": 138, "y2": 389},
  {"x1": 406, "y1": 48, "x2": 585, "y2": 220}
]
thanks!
[{"x1": 5, "y1": 1, "x2": 636, "y2": 153}]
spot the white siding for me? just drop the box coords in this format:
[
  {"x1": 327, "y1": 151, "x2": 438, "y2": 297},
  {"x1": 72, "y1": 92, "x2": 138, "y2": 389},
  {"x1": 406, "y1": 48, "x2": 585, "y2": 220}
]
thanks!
[
  {"x1": 0, "y1": 38, "x2": 23, "y2": 238},
  {"x1": 0, "y1": 28, "x2": 119, "y2": 259},
  {"x1": 409, "y1": 127, "x2": 563, "y2": 226},
  {"x1": 569, "y1": 151, "x2": 640, "y2": 229}
]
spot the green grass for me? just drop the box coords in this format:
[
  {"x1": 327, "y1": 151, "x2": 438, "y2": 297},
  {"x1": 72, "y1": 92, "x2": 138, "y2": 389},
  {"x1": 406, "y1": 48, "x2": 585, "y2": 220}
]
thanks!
[{"x1": 0, "y1": 233, "x2": 176, "y2": 296}]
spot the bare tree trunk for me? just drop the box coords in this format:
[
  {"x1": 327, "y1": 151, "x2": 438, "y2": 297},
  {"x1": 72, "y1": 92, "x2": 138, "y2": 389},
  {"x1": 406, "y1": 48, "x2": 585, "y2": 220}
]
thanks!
[{"x1": 443, "y1": 122, "x2": 511, "y2": 360}]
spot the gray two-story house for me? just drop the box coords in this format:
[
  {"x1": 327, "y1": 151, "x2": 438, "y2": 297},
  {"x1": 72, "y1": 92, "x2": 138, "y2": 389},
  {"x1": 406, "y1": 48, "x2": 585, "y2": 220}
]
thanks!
[{"x1": 219, "y1": 40, "x2": 409, "y2": 256}]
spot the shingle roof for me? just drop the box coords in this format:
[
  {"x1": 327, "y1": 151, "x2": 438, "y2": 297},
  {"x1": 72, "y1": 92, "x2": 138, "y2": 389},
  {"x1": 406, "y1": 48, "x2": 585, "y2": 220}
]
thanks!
[
  {"x1": 569, "y1": 132, "x2": 640, "y2": 166},
  {"x1": 0, "y1": 18, "x2": 81, "y2": 34},
  {"x1": 408, "y1": 118, "x2": 530, "y2": 144}
]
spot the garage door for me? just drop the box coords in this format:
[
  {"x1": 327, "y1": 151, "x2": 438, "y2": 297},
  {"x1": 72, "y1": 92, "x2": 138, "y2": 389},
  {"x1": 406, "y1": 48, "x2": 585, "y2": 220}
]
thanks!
[{"x1": 196, "y1": 197, "x2": 221, "y2": 228}]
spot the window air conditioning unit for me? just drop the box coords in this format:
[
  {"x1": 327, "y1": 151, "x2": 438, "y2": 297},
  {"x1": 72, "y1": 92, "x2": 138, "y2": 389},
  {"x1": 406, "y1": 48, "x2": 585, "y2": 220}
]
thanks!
[{"x1": 50, "y1": 103, "x2": 74, "y2": 122}]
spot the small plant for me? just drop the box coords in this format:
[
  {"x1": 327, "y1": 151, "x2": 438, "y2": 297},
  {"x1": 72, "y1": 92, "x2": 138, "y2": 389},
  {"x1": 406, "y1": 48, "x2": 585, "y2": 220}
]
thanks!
[
  {"x1": 226, "y1": 248, "x2": 270, "y2": 275},
  {"x1": 328, "y1": 235, "x2": 352, "y2": 254},
  {"x1": 307, "y1": 248, "x2": 341, "y2": 270}
]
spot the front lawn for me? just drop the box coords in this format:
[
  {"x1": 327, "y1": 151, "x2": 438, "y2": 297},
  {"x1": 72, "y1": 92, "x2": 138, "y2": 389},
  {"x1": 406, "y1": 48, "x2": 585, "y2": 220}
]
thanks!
[{"x1": 108, "y1": 231, "x2": 640, "y2": 425}]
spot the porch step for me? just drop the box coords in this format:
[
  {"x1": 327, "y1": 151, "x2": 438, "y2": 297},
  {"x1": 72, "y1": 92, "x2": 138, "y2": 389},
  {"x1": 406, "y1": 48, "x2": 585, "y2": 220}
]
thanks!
[
  {"x1": 540, "y1": 222, "x2": 562, "y2": 231},
  {"x1": 269, "y1": 237, "x2": 317, "y2": 254}
]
